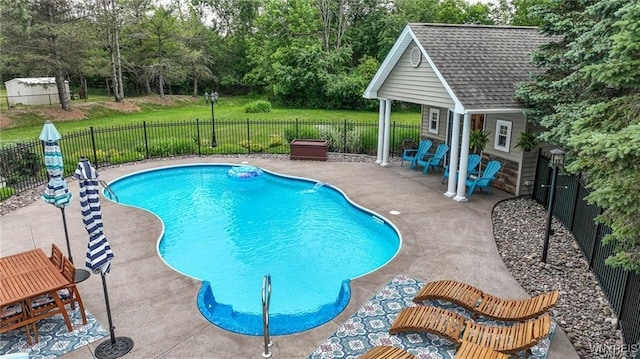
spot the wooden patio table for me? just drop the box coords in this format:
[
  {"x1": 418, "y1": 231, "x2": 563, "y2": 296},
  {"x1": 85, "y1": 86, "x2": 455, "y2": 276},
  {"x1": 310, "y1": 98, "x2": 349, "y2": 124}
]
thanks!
[{"x1": 0, "y1": 248, "x2": 73, "y2": 339}]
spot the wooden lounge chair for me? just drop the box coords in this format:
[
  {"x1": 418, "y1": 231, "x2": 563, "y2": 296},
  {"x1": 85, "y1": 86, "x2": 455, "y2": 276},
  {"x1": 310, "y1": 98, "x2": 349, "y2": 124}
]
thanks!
[
  {"x1": 359, "y1": 346, "x2": 417, "y2": 359},
  {"x1": 26, "y1": 257, "x2": 87, "y2": 342},
  {"x1": 455, "y1": 341, "x2": 510, "y2": 359},
  {"x1": 359, "y1": 341, "x2": 511, "y2": 359},
  {"x1": 390, "y1": 306, "x2": 551, "y2": 358},
  {"x1": 413, "y1": 280, "x2": 559, "y2": 322}
]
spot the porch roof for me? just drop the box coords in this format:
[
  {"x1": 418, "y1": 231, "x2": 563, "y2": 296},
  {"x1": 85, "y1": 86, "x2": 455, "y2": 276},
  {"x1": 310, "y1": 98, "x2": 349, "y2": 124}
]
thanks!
[{"x1": 365, "y1": 23, "x2": 552, "y2": 112}]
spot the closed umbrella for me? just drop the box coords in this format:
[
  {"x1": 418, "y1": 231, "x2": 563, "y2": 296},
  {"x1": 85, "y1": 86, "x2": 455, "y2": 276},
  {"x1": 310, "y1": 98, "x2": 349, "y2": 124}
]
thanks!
[
  {"x1": 40, "y1": 121, "x2": 90, "y2": 282},
  {"x1": 74, "y1": 158, "x2": 133, "y2": 359}
]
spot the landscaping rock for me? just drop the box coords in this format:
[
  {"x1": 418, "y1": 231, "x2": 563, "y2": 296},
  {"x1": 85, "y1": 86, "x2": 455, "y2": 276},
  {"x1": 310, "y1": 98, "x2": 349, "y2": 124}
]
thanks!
[{"x1": 493, "y1": 197, "x2": 626, "y2": 359}]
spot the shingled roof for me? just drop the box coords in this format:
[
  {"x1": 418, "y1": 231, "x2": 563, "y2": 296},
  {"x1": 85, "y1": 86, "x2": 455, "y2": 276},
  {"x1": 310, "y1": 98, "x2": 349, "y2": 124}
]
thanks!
[{"x1": 365, "y1": 23, "x2": 552, "y2": 111}]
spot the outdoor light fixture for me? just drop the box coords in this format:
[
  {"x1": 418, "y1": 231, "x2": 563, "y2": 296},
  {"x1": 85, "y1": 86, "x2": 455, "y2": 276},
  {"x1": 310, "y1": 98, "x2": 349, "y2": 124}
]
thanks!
[
  {"x1": 210, "y1": 91, "x2": 219, "y2": 148},
  {"x1": 541, "y1": 148, "x2": 566, "y2": 263}
]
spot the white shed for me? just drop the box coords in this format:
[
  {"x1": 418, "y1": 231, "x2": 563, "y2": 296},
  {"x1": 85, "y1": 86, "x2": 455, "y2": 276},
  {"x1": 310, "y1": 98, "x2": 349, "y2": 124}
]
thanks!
[{"x1": 4, "y1": 77, "x2": 70, "y2": 106}]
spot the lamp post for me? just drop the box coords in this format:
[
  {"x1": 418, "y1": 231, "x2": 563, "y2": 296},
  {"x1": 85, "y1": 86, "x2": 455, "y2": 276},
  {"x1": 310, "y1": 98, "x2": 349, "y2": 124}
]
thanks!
[
  {"x1": 210, "y1": 91, "x2": 219, "y2": 148},
  {"x1": 541, "y1": 148, "x2": 565, "y2": 263}
]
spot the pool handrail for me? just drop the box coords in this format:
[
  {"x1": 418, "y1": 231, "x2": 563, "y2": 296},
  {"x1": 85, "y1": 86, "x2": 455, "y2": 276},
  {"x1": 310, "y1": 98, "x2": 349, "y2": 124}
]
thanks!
[
  {"x1": 262, "y1": 274, "x2": 273, "y2": 358},
  {"x1": 99, "y1": 180, "x2": 119, "y2": 202}
]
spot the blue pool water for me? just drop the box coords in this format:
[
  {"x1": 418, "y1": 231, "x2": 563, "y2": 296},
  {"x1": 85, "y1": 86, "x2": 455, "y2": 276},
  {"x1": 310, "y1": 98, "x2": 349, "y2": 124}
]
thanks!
[{"x1": 106, "y1": 164, "x2": 401, "y2": 335}]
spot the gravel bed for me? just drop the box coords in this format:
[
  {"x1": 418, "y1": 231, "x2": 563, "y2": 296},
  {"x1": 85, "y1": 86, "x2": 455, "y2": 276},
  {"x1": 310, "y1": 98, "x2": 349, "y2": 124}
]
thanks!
[
  {"x1": 493, "y1": 197, "x2": 628, "y2": 359},
  {"x1": 1, "y1": 155, "x2": 628, "y2": 358}
]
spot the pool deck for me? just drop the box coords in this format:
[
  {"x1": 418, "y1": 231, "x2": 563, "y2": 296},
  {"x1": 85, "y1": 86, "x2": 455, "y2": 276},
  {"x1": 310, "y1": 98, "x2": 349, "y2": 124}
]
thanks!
[{"x1": 0, "y1": 155, "x2": 579, "y2": 359}]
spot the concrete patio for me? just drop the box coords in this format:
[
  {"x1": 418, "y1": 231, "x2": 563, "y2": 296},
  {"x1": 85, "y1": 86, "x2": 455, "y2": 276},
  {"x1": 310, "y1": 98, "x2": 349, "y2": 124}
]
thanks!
[{"x1": 0, "y1": 155, "x2": 579, "y2": 359}]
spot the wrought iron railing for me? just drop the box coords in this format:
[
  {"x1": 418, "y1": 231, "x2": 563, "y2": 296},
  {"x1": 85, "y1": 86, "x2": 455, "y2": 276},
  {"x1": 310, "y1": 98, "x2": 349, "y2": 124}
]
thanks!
[
  {"x1": 533, "y1": 149, "x2": 640, "y2": 350},
  {"x1": 0, "y1": 118, "x2": 420, "y2": 194}
]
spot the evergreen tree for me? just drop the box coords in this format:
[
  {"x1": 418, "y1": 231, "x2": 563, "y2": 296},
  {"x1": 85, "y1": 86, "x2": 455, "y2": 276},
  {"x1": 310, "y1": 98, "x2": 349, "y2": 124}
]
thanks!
[{"x1": 517, "y1": 0, "x2": 640, "y2": 273}]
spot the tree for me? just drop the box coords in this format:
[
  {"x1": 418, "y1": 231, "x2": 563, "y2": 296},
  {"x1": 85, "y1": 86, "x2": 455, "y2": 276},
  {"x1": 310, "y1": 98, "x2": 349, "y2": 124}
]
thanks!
[
  {"x1": 245, "y1": 0, "x2": 325, "y2": 103},
  {"x1": 135, "y1": 6, "x2": 182, "y2": 97},
  {"x1": 0, "y1": 0, "x2": 93, "y2": 110},
  {"x1": 192, "y1": 0, "x2": 260, "y2": 93},
  {"x1": 516, "y1": 0, "x2": 640, "y2": 273},
  {"x1": 96, "y1": 0, "x2": 125, "y2": 101}
]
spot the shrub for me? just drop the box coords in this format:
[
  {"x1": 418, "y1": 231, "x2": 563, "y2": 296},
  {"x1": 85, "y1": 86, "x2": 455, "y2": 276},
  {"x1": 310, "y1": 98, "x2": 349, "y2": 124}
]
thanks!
[
  {"x1": 244, "y1": 100, "x2": 272, "y2": 113},
  {"x1": 0, "y1": 143, "x2": 41, "y2": 186},
  {"x1": 138, "y1": 138, "x2": 198, "y2": 158},
  {"x1": 268, "y1": 135, "x2": 286, "y2": 148},
  {"x1": 283, "y1": 125, "x2": 319, "y2": 142},
  {"x1": 0, "y1": 186, "x2": 16, "y2": 201},
  {"x1": 239, "y1": 140, "x2": 266, "y2": 153},
  {"x1": 317, "y1": 124, "x2": 363, "y2": 153}
]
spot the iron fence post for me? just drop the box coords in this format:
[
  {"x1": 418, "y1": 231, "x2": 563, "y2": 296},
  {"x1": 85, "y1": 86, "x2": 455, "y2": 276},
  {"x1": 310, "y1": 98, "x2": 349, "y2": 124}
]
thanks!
[
  {"x1": 246, "y1": 118, "x2": 251, "y2": 154},
  {"x1": 196, "y1": 118, "x2": 201, "y2": 156},
  {"x1": 90, "y1": 127, "x2": 98, "y2": 168},
  {"x1": 143, "y1": 121, "x2": 149, "y2": 159},
  {"x1": 343, "y1": 119, "x2": 347, "y2": 153}
]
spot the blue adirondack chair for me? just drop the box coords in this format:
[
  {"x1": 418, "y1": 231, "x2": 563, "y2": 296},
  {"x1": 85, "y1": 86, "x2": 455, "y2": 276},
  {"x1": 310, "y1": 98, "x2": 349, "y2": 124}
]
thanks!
[
  {"x1": 441, "y1": 154, "x2": 481, "y2": 184},
  {"x1": 466, "y1": 160, "x2": 502, "y2": 198},
  {"x1": 416, "y1": 143, "x2": 449, "y2": 174},
  {"x1": 401, "y1": 139, "x2": 433, "y2": 169}
]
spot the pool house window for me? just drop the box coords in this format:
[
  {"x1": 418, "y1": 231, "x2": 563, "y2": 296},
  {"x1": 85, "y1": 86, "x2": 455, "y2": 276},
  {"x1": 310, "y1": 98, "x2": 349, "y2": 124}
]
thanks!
[
  {"x1": 429, "y1": 108, "x2": 439, "y2": 134},
  {"x1": 494, "y1": 120, "x2": 512, "y2": 152}
]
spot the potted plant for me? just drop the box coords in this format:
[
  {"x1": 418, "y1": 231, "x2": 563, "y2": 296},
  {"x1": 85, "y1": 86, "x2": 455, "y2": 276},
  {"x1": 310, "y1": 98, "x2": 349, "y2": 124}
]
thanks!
[
  {"x1": 469, "y1": 129, "x2": 490, "y2": 172},
  {"x1": 469, "y1": 129, "x2": 490, "y2": 154},
  {"x1": 515, "y1": 131, "x2": 539, "y2": 152}
]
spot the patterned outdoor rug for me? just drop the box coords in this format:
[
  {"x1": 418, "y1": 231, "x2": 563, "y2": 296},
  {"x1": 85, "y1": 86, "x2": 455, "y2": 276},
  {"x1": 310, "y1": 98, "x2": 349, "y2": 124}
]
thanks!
[
  {"x1": 0, "y1": 308, "x2": 107, "y2": 358},
  {"x1": 308, "y1": 275, "x2": 556, "y2": 359}
]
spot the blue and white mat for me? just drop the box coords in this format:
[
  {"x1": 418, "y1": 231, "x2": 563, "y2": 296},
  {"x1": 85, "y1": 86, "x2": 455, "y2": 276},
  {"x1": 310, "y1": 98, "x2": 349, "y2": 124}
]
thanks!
[
  {"x1": 308, "y1": 275, "x2": 555, "y2": 359},
  {"x1": 0, "y1": 308, "x2": 107, "y2": 358}
]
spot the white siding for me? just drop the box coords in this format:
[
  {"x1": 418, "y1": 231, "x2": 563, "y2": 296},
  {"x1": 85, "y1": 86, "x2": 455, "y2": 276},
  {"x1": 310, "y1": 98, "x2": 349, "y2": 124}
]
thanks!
[{"x1": 378, "y1": 42, "x2": 455, "y2": 108}]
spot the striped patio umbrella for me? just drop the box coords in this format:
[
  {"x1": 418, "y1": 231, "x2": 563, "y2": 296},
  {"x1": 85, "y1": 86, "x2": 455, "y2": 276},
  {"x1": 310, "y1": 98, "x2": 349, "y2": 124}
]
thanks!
[
  {"x1": 73, "y1": 158, "x2": 114, "y2": 274},
  {"x1": 39, "y1": 121, "x2": 74, "y2": 259},
  {"x1": 73, "y1": 158, "x2": 133, "y2": 359}
]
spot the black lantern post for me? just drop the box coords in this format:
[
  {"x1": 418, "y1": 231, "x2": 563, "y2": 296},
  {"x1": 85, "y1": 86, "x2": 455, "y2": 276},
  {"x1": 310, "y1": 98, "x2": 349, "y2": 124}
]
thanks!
[
  {"x1": 541, "y1": 148, "x2": 565, "y2": 263},
  {"x1": 210, "y1": 91, "x2": 219, "y2": 148}
]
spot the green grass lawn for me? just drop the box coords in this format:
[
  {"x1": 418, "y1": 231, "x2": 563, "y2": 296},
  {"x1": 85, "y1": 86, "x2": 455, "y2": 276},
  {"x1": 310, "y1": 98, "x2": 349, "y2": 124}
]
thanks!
[{"x1": 0, "y1": 95, "x2": 421, "y2": 145}]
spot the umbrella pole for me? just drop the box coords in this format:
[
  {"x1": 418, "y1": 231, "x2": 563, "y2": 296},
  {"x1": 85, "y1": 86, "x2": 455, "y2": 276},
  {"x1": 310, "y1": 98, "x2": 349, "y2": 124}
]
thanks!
[
  {"x1": 60, "y1": 207, "x2": 73, "y2": 262},
  {"x1": 94, "y1": 272, "x2": 134, "y2": 359},
  {"x1": 60, "y1": 207, "x2": 91, "y2": 283}
]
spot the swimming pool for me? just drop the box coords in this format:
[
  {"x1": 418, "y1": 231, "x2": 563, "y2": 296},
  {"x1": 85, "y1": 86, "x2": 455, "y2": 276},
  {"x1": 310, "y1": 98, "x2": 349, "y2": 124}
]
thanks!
[{"x1": 106, "y1": 164, "x2": 401, "y2": 335}]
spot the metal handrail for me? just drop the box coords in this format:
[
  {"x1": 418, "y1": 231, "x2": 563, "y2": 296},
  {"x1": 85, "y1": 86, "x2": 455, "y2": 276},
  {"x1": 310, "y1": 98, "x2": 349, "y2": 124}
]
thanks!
[
  {"x1": 261, "y1": 274, "x2": 273, "y2": 358},
  {"x1": 99, "y1": 180, "x2": 119, "y2": 202}
]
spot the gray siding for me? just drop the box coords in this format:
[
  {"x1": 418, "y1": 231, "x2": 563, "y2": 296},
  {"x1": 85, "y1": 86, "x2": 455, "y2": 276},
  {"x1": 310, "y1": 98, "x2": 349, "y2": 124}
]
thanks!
[
  {"x1": 518, "y1": 149, "x2": 539, "y2": 195},
  {"x1": 483, "y1": 112, "x2": 525, "y2": 163},
  {"x1": 378, "y1": 42, "x2": 455, "y2": 108},
  {"x1": 420, "y1": 105, "x2": 447, "y2": 142}
]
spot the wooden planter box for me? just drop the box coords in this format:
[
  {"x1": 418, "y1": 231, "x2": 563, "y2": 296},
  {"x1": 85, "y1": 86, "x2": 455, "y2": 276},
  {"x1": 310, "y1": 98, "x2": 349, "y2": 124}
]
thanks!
[{"x1": 290, "y1": 139, "x2": 329, "y2": 161}]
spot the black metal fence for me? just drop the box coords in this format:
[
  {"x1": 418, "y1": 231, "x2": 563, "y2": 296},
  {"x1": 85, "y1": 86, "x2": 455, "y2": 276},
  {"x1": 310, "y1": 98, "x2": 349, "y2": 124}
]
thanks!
[
  {"x1": 0, "y1": 118, "x2": 420, "y2": 193},
  {"x1": 533, "y1": 149, "x2": 640, "y2": 351}
]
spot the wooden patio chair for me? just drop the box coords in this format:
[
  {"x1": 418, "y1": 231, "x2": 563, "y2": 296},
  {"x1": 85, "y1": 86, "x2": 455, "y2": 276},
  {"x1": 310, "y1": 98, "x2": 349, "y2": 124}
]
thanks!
[
  {"x1": 413, "y1": 280, "x2": 559, "y2": 322},
  {"x1": 50, "y1": 243, "x2": 64, "y2": 271},
  {"x1": 1, "y1": 302, "x2": 33, "y2": 345},
  {"x1": 26, "y1": 257, "x2": 87, "y2": 342},
  {"x1": 389, "y1": 306, "x2": 551, "y2": 358}
]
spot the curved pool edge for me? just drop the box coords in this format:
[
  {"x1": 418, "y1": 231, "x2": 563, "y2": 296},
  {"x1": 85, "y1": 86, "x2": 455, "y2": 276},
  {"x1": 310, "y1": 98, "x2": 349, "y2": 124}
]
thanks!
[
  {"x1": 197, "y1": 279, "x2": 351, "y2": 336},
  {"x1": 103, "y1": 162, "x2": 401, "y2": 335},
  {"x1": 104, "y1": 162, "x2": 403, "y2": 284}
]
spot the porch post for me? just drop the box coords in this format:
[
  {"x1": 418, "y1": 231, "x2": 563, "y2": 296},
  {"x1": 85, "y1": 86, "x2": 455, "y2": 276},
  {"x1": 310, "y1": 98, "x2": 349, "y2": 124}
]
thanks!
[
  {"x1": 445, "y1": 111, "x2": 461, "y2": 197},
  {"x1": 381, "y1": 99, "x2": 392, "y2": 166},
  {"x1": 454, "y1": 113, "x2": 472, "y2": 201},
  {"x1": 376, "y1": 99, "x2": 386, "y2": 164}
]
